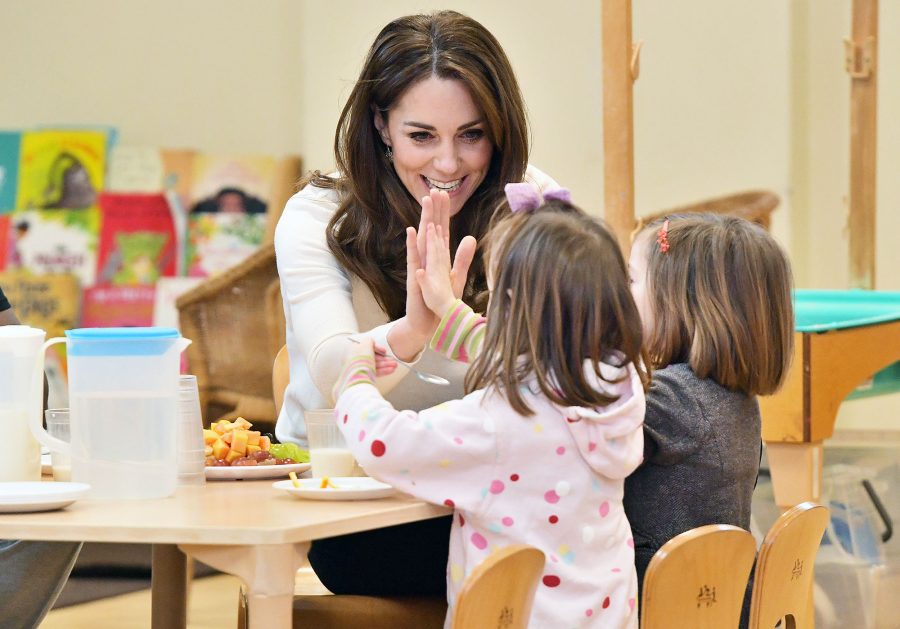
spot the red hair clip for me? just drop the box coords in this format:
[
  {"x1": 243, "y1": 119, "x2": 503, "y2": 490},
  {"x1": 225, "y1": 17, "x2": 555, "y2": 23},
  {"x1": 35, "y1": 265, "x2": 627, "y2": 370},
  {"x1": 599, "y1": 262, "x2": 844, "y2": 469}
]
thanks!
[{"x1": 656, "y1": 219, "x2": 671, "y2": 254}]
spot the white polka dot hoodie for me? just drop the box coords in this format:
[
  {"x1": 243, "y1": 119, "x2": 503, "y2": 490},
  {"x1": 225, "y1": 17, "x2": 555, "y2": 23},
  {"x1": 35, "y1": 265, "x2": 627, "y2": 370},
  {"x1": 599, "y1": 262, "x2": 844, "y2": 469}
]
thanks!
[{"x1": 334, "y1": 301, "x2": 645, "y2": 628}]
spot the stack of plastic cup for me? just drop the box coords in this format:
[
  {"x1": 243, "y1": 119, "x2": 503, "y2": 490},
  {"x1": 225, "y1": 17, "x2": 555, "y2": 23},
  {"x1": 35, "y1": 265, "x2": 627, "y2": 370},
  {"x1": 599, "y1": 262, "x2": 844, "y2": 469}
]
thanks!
[{"x1": 178, "y1": 375, "x2": 206, "y2": 485}]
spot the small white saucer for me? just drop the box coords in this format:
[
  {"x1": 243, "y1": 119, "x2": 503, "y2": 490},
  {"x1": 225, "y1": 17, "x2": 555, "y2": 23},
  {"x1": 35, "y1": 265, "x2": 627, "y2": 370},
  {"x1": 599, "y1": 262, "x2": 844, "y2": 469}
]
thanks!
[
  {"x1": 0, "y1": 482, "x2": 90, "y2": 513},
  {"x1": 273, "y1": 477, "x2": 396, "y2": 501}
]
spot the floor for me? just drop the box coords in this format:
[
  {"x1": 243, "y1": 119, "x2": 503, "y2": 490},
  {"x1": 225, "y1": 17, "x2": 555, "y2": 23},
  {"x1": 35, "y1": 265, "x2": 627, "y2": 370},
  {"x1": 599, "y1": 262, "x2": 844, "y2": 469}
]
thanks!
[
  {"x1": 41, "y1": 567, "x2": 331, "y2": 628},
  {"x1": 41, "y1": 574, "x2": 241, "y2": 628}
]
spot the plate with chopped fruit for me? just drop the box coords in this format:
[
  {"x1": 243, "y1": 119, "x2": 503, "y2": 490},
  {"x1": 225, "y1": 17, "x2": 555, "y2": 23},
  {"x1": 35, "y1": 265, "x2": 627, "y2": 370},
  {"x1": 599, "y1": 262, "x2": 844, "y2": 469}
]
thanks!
[
  {"x1": 204, "y1": 417, "x2": 310, "y2": 480},
  {"x1": 206, "y1": 461, "x2": 311, "y2": 480},
  {"x1": 273, "y1": 476, "x2": 396, "y2": 500}
]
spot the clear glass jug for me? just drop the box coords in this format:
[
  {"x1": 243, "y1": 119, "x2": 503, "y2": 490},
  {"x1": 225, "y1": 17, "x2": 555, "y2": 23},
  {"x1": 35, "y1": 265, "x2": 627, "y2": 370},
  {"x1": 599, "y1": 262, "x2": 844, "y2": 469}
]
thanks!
[
  {"x1": 0, "y1": 325, "x2": 45, "y2": 482},
  {"x1": 31, "y1": 327, "x2": 191, "y2": 499}
]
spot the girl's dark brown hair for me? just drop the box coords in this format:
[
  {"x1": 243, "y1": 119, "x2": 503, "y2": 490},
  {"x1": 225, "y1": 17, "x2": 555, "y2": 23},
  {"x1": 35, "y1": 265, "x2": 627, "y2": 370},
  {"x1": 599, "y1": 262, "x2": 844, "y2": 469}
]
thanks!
[
  {"x1": 305, "y1": 10, "x2": 529, "y2": 319},
  {"x1": 467, "y1": 202, "x2": 648, "y2": 416},
  {"x1": 638, "y1": 213, "x2": 794, "y2": 396}
]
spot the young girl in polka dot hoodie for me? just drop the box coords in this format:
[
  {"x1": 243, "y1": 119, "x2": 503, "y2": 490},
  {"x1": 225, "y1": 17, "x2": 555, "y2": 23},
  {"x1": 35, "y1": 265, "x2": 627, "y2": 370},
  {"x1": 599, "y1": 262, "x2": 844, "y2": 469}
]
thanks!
[{"x1": 333, "y1": 185, "x2": 648, "y2": 628}]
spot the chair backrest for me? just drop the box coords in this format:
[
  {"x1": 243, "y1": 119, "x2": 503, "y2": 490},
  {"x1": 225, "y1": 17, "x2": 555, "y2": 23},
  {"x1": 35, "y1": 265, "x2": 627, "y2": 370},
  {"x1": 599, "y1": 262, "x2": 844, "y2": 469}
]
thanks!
[
  {"x1": 639, "y1": 189, "x2": 779, "y2": 232},
  {"x1": 749, "y1": 501, "x2": 829, "y2": 629},
  {"x1": 641, "y1": 524, "x2": 757, "y2": 629},
  {"x1": 451, "y1": 545, "x2": 545, "y2": 629},
  {"x1": 273, "y1": 345, "x2": 289, "y2": 417}
]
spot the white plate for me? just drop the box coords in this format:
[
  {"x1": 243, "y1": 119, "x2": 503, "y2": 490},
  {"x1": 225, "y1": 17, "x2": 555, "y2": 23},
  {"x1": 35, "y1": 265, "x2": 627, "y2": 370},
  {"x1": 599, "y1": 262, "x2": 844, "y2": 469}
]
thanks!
[
  {"x1": 205, "y1": 463, "x2": 311, "y2": 481},
  {"x1": 273, "y1": 477, "x2": 396, "y2": 500},
  {"x1": 0, "y1": 482, "x2": 90, "y2": 513}
]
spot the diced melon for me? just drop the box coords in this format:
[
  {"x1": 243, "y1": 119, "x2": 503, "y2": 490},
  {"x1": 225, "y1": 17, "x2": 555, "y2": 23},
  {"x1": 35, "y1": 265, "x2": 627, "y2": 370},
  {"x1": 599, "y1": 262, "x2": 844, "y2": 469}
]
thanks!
[
  {"x1": 222, "y1": 432, "x2": 233, "y2": 445},
  {"x1": 212, "y1": 438, "x2": 230, "y2": 460},
  {"x1": 225, "y1": 449, "x2": 243, "y2": 464},
  {"x1": 259, "y1": 435, "x2": 271, "y2": 451},
  {"x1": 233, "y1": 417, "x2": 252, "y2": 430},
  {"x1": 231, "y1": 430, "x2": 249, "y2": 455},
  {"x1": 247, "y1": 431, "x2": 261, "y2": 446},
  {"x1": 203, "y1": 429, "x2": 218, "y2": 445},
  {"x1": 247, "y1": 444, "x2": 261, "y2": 456}
]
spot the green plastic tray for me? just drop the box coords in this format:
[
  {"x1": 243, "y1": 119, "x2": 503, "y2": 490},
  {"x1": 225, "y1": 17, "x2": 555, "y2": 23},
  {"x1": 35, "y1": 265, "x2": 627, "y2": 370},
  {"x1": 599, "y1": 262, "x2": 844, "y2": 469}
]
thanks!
[
  {"x1": 793, "y1": 290, "x2": 900, "y2": 399},
  {"x1": 794, "y1": 289, "x2": 900, "y2": 333}
]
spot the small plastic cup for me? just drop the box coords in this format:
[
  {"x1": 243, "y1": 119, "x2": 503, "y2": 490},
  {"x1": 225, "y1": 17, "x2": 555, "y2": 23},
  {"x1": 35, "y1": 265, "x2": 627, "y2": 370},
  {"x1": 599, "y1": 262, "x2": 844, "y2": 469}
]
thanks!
[
  {"x1": 45, "y1": 408, "x2": 72, "y2": 482},
  {"x1": 305, "y1": 409, "x2": 357, "y2": 478},
  {"x1": 178, "y1": 375, "x2": 206, "y2": 485}
]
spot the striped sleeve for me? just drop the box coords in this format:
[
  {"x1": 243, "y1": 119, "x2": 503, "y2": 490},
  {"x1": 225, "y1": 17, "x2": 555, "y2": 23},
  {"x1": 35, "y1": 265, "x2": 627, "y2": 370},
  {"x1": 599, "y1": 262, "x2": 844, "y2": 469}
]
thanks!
[
  {"x1": 332, "y1": 354, "x2": 377, "y2": 400},
  {"x1": 428, "y1": 299, "x2": 486, "y2": 363}
]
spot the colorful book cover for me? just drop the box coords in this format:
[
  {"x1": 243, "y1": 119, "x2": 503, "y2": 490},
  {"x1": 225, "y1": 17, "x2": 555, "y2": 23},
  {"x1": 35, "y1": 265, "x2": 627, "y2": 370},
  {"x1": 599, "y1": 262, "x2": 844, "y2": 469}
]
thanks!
[
  {"x1": 0, "y1": 131, "x2": 22, "y2": 212},
  {"x1": 8, "y1": 208, "x2": 100, "y2": 286},
  {"x1": 96, "y1": 192, "x2": 177, "y2": 285},
  {"x1": 16, "y1": 129, "x2": 107, "y2": 210},
  {"x1": 0, "y1": 270, "x2": 80, "y2": 338},
  {"x1": 0, "y1": 214, "x2": 9, "y2": 270},
  {"x1": 106, "y1": 146, "x2": 165, "y2": 193},
  {"x1": 188, "y1": 153, "x2": 275, "y2": 214},
  {"x1": 81, "y1": 285, "x2": 156, "y2": 327},
  {"x1": 153, "y1": 276, "x2": 204, "y2": 329},
  {"x1": 185, "y1": 213, "x2": 266, "y2": 277}
]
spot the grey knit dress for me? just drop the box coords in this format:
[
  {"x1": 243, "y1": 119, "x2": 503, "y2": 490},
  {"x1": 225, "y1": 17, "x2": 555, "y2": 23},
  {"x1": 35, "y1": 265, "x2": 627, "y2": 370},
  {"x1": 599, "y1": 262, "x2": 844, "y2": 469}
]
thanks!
[{"x1": 624, "y1": 363, "x2": 761, "y2": 598}]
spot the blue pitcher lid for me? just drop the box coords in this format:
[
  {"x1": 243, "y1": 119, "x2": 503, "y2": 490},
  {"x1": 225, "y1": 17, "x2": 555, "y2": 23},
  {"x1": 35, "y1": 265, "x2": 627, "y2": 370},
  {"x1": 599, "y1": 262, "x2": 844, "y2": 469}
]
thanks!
[
  {"x1": 65, "y1": 327, "x2": 184, "y2": 357},
  {"x1": 66, "y1": 327, "x2": 180, "y2": 340}
]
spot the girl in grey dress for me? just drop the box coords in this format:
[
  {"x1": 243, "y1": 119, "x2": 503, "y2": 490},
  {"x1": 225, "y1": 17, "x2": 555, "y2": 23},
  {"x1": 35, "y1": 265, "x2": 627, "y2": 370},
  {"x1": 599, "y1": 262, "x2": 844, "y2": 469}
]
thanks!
[{"x1": 623, "y1": 214, "x2": 794, "y2": 625}]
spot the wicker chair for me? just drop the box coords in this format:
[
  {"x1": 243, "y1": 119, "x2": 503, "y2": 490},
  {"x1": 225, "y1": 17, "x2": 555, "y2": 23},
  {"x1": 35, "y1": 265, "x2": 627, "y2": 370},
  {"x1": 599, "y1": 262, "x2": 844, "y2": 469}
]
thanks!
[
  {"x1": 176, "y1": 244, "x2": 285, "y2": 428},
  {"x1": 639, "y1": 189, "x2": 779, "y2": 232}
]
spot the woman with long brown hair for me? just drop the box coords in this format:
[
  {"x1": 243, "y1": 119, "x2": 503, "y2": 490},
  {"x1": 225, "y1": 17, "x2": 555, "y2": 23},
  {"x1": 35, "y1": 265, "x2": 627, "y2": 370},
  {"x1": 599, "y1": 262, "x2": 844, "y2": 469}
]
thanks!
[{"x1": 274, "y1": 10, "x2": 557, "y2": 595}]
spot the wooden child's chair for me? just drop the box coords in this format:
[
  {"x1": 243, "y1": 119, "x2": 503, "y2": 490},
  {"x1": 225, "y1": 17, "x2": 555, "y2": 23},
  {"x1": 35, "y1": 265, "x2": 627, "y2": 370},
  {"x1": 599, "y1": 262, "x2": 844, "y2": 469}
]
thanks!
[
  {"x1": 640, "y1": 524, "x2": 757, "y2": 629},
  {"x1": 748, "y1": 501, "x2": 829, "y2": 629},
  {"x1": 238, "y1": 545, "x2": 544, "y2": 629}
]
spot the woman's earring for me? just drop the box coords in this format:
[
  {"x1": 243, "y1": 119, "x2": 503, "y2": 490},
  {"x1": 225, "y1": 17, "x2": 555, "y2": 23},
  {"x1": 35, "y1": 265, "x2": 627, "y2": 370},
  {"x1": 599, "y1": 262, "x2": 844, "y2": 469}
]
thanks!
[{"x1": 385, "y1": 146, "x2": 393, "y2": 162}]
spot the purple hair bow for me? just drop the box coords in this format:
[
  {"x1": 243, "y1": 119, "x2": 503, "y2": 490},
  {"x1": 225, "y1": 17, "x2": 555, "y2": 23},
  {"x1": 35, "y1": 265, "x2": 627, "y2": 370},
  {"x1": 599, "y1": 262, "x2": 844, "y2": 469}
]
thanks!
[{"x1": 504, "y1": 182, "x2": 572, "y2": 214}]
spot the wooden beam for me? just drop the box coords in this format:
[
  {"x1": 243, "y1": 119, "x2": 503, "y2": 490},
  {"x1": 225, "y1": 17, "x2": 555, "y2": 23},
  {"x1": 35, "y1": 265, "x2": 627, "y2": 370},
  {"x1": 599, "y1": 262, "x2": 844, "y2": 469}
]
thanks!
[
  {"x1": 846, "y1": 0, "x2": 878, "y2": 288},
  {"x1": 601, "y1": 0, "x2": 637, "y2": 257}
]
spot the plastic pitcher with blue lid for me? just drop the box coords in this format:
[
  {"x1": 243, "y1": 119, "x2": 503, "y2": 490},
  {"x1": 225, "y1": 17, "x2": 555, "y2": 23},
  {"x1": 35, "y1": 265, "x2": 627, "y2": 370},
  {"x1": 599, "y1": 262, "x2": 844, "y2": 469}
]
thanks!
[{"x1": 30, "y1": 327, "x2": 191, "y2": 500}]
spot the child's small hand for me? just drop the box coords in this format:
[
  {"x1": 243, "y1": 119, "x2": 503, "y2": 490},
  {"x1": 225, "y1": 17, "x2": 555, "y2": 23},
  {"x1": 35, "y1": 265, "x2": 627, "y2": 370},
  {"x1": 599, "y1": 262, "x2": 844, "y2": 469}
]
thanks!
[
  {"x1": 416, "y1": 223, "x2": 457, "y2": 316},
  {"x1": 373, "y1": 343, "x2": 398, "y2": 377}
]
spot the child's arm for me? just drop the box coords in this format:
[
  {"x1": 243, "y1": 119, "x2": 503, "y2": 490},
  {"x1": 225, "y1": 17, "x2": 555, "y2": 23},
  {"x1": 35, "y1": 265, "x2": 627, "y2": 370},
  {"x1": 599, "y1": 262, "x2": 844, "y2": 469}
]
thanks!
[
  {"x1": 332, "y1": 339, "x2": 498, "y2": 512},
  {"x1": 429, "y1": 299, "x2": 486, "y2": 363}
]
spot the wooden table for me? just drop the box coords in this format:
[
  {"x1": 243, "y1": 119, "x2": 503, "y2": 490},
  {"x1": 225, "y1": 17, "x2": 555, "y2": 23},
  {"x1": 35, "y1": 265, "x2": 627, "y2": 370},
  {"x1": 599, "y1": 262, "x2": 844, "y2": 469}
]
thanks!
[
  {"x1": 0, "y1": 479, "x2": 450, "y2": 628},
  {"x1": 759, "y1": 319, "x2": 900, "y2": 509}
]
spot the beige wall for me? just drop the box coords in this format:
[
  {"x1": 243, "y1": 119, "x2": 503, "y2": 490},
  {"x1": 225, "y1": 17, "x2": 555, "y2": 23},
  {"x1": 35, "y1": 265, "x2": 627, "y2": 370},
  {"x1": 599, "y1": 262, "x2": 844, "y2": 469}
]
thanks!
[{"x1": 5, "y1": 0, "x2": 898, "y2": 290}]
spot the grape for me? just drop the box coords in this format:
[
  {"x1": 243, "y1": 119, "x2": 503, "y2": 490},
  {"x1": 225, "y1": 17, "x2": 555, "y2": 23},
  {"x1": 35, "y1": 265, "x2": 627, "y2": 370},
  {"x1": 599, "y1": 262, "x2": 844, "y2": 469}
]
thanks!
[{"x1": 233, "y1": 457, "x2": 258, "y2": 466}]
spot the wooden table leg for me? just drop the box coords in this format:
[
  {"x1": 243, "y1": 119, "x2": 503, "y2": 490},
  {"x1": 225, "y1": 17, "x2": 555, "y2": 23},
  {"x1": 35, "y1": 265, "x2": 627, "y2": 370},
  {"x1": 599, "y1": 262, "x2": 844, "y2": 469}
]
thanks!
[
  {"x1": 765, "y1": 440, "x2": 824, "y2": 510},
  {"x1": 151, "y1": 543, "x2": 188, "y2": 629},
  {"x1": 180, "y1": 541, "x2": 309, "y2": 629}
]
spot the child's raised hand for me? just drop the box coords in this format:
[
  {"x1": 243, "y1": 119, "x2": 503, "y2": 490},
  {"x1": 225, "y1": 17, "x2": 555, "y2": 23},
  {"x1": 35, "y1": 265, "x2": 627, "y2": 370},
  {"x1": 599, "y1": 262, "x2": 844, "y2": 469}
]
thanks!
[{"x1": 416, "y1": 223, "x2": 457, "y2": 316}]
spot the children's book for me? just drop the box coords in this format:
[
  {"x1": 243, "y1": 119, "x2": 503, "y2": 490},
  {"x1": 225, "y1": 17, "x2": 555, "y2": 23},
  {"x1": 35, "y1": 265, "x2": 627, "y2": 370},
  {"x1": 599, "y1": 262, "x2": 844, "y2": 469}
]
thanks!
[
  {"x1": 185, "y1": 212, "x2": 266, "y2": 277},
  {"x1": 0, "y1": 270, "x2": 80, "y2": 338},
  {"x1": 96, "y1": 192, "x2": 177, "y2": 285},
  {"x1": 153, "y1": 276, "x2": 204, "y2": 329},
  {"x1": 0, "y1": 131, "x2": 22, "y2": 212},
  {"x1": 16, "y1": 129, "x2": 107, "y2": 211},
  {"x1": 0, "y1": 215, "x2": 9, "y2": 270},
  {"x1": 107, "y1": 146, "x2": 165, "y2": 193},
  {"x1": 8, "y1": 208, "x2": 100, "y2": 286},
  {"x1": 81, "y1": 285, "x2": 156, "y2": 327},
  {"x1": 188, "y1": 153, "x2": 276, "y2": 215}
]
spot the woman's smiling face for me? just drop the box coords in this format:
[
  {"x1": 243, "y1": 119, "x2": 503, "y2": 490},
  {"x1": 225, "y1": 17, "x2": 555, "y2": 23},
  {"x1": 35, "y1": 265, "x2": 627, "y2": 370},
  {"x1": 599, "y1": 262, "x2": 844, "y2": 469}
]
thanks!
[{"x1": 374, "y1": 76, "x2": 493, "y2": 217}]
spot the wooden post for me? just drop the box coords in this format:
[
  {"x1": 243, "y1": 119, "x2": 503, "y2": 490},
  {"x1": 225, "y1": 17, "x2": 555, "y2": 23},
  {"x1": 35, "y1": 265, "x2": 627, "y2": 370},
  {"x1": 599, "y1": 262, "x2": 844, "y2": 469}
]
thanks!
[
  {"x1": 602, "y1": 0, "x2": 638, "y2": 257},
  {"x1": 845, "y1": 0, "x2": 878, "y2": 288}
]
